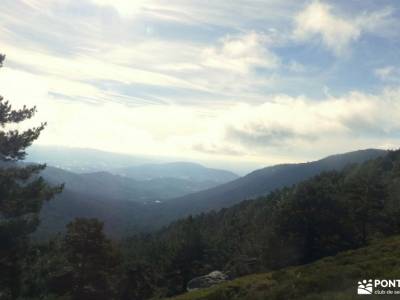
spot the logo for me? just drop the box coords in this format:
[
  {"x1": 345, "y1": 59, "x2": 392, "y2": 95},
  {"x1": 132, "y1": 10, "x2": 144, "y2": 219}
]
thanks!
[
  {"x1": 357, "y1": 279, "x2": 400, "y2": 295},
  {"x1": 358, "y1": 279, "x2": 373, "y2": 295}
]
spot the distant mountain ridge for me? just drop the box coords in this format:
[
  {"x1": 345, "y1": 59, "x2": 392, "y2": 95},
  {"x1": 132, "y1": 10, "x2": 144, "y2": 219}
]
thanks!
[
  {"x1": 113, "y1": 162, "x2": 239, "y2": 183},
  {"x1": 27, "y1": 145, "x2": 239, "y2": 183},
  {"x1": 36, "y1": 166, "x2": 235, "y2": 238},
  {"x1": 165, "y1": 149, "x2": 387, "y2": 215},
  {"x1": 41, "y1": 166, "x2": 226, "y2": 203},
  {"x1": 37, "y1": 157, "x2": 239, "y2": 203}
]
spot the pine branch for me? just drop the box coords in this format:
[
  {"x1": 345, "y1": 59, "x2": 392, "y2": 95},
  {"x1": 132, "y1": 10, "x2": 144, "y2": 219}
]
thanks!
[{"x1": 0, "y1": 123, "x2": 46, "y2": 161}]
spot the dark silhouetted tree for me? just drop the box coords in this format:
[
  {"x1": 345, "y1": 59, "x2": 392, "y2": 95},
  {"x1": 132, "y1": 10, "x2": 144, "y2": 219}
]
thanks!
[
  {"x1": 64, "y1": 218, "x2": 120, "y2": 300},
  {"x1": 0, "y1": 54, "x2": 62, "y2": 299},
  {"x1": 344, "y1": 164, "x2": 387, "y2": 245},
  {"x1": 274, "y1": 172, "x2": 350, "y2": 263}
]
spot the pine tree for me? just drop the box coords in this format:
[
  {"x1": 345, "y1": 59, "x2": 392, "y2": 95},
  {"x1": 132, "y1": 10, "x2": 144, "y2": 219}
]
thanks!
[
  {"x1": 0, "y1": 54, "x2": 62, "y2": 299},
  {"x1": 64, "y1": 218, "x2": 120, "y2": 300},
  {"x1": 344, "y1": 165, "x2": 386, "y2": 245},
  {"x1": 274, "y1": 172, "x2": 349, "y2": 263}
]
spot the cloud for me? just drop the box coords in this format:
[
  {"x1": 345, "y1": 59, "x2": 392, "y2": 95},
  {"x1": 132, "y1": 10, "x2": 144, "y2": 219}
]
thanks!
[
  {"x1": 192, "y1": 89, "x2": 400, "y2": 160},
  {"x1": 287, "y1": 60, "x2": 307, "y2": 73},
  {"x1": 356, "y1": 6, "x2": 397, "y2": 38},
  {"x1": 293, "y1": 1, "x2": 394, "y2": 56},
  {"x1": 90, "y1": 0, "x2": 147, "y2": 16},
  {"x1": 375, "y1": 66, "x2": 400, "y2": 82},
  {"x1": 90, "y1": 0, "x2": 302, "y2": 29},
  {"x1": 293, "y1": 1, "x2": 359, "y2": 55},
  {"x1": 2, "y1": 0, "x2": 395, "y2": 107},
  {"x1": 202, "y1": 32, "x2": 280, "y2": 73},
  {"x1": 226, "y1": 125, "x2": 316, "y2": 148},
  {"x1": 1, "y1": 0, "x2": 281, "y2": 104}
]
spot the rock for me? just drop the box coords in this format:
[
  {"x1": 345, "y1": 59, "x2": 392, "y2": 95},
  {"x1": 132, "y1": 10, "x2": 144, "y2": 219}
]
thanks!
[
  {"x1": 224, "y1": 255, "x2": 260, "y2": 278},
  {"x1": 187, "y1": 271, "x2": 229, "y2": 291}
]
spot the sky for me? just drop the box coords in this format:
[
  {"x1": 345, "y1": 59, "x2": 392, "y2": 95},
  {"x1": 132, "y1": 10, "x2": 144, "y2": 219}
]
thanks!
[{"x1": 1, "y1": 0, "x2": 400, "y2": 171}]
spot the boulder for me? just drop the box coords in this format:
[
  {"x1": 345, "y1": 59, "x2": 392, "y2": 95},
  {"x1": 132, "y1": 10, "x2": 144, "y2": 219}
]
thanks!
[
  {"x1": 187, "y1": 271, "x2": 229, "y2": 291},
  {"x1": 224, "y1": 255, "x2": 260, "y2": 278}
]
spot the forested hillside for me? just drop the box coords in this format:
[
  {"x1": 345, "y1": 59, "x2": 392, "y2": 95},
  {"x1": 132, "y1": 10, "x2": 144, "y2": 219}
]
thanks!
[
  {"x1": 117, "y1": 149, "x2": 400, "y2": 298},
  {"x1": 166, "y1": 149, "x2": 386, "y2": 215}
]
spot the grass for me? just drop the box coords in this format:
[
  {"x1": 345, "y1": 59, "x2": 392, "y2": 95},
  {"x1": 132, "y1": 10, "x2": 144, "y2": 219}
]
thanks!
[{"x1": 168, "y1": 235, "x2": 400, "y2": 300}]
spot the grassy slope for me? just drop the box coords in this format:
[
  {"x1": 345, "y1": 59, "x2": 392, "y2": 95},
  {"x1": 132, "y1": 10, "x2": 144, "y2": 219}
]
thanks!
[{"x1": 169, "y1": 235, "x2": 400, "y2": 300}]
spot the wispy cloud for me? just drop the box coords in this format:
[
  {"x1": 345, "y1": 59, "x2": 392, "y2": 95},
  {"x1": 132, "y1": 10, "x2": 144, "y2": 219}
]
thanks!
[
  {"x1": 375, "y1": 66, "x2": 400, "y2": 82},
  {"x1": 202, "y1": 32, "x2": 280, "y2": 73},
  {"x1": 293, "y1": 1, "x2": 396, "y2": 56}
]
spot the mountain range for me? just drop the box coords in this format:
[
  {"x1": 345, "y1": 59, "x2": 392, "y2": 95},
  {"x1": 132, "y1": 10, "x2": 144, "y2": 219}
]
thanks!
[
  {"x1": 28, "y1": 150, "x2": 238, "y2": 237},
  {"x1": 113, "y1": 162, "x2": 238, "y2": 183},
  {"x1": 33, "y1": 148, "x2": 386, "y2": 237},
  {"x1": 41, "y1": 164, "x2": 238, "y2": 204}
]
